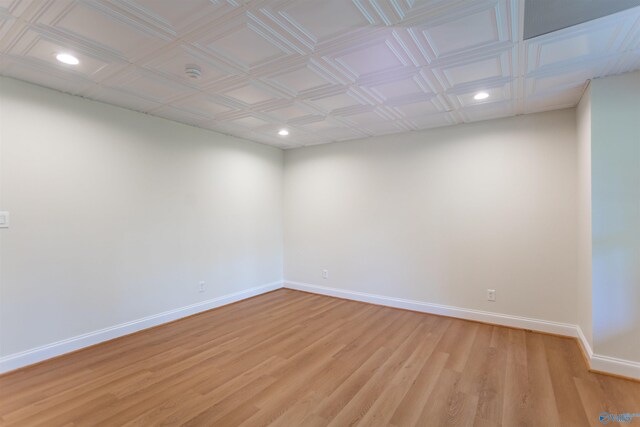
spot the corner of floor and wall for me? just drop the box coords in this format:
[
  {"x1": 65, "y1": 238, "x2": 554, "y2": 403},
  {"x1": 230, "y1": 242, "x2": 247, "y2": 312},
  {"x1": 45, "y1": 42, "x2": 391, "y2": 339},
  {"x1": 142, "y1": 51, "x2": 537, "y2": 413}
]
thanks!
[{"x1": 1, "y1": 72, "x2": 639, "y2": 380}]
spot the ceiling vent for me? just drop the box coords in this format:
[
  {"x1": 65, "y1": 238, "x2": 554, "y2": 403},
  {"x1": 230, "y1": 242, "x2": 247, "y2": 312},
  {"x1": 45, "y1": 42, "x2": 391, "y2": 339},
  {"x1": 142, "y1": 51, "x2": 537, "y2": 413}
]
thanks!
[{"x1": 185, "y1": 64, "x2": 202, "y2": 80}]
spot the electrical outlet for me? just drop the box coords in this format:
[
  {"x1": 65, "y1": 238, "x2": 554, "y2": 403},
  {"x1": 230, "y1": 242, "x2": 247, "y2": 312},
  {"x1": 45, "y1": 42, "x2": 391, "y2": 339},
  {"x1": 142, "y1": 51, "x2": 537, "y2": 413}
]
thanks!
[
  {"x1": 322, "y1": 269, "x2": 329, "y2": 279},
  {"x1": 198, "y1": 281, "x2": 205, "y2": 293},
  {"x1": 0, "y1": 211, "x2": 9, "y2": 228},
  {"x1": 487, "y1": 289, "x2": 496, "y2": 302}
]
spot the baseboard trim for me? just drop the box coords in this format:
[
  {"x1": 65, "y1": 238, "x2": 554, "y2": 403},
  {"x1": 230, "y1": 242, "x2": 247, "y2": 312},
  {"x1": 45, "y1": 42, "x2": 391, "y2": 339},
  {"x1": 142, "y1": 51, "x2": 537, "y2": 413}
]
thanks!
[
  {"x1": 576, "y1": 326, "x2": 640, "y2": 381},
  {"x1": 4, "y1": 280, "x2": 638, "y2": 381},
  {"x1": 576, "y1": 325, "x2": 595, "y2": 360},
  {"x1": 285, "y1": 280, "x2": 640, "y2": 381},
  {"x1": 0, "y1": 281, "x2": 283, "y2": 375},
  {"x1": 284, "y1": 281, "x2": 577, "y2": 336}
]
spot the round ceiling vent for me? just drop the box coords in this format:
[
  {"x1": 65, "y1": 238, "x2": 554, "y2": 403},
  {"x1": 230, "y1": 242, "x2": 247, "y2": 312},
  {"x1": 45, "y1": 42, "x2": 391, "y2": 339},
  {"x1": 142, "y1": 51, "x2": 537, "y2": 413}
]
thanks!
[{"x1": 185, "y1": 64, "x2": 202, "y2": 80}]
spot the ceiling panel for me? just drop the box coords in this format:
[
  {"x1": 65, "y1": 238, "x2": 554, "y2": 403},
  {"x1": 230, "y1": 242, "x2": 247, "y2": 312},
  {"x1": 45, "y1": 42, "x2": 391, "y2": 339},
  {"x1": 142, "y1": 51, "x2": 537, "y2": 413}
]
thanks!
[
  {"x1": 331, "y1": 38, "x2": 409, "y2": 78},
  {"x1": 1, "y1": 54, "x2": 95, "y2": 95},
  {"x1": 449, "y1": 81, "x2": 513, "y2": 108},
  {"x1": 103, "y1": 67, "x2": 196, "y2": 104},
  {"x1": 140, "y1": 44, "x2": 231, "y2": 86},
  {"x1": 392, "y1": 98, "x2": 445, "y2": 118},
  {"x1": 265, "y1": 62, "x2": 337, "y2": 95},
  {"x1": 201, "y1": 25, "x2": 287, "y2": 68},
  {"x1": 33, "y1": 0, "x2": 171, "y2": 61},
  {"x1": 6, "y1": 27, "x2": 111, "y2": 75},
  {"x1": 272, "y1": 0, "x2": 372, "y2": 44},
  {"x1": 438, "y1": 50, "x2": 513, "y2": 89},
  {"x1": 307, "y1": 90, "x2": 369, "y2": 114},
  {"x1": 84, "y1": 84, "x2": 162, "y2": 112},
  {"x1": 263, "y1": 102, "x2": 318, "y2": 122},
  {"x1": 1, "y1": 0, "x2": 639, "y2": 148},
  {"x1": 526, "y1": 10, "x2": 638, "y2": 73},
  {"x1": 414, "y1": 1, "x2": 513, "y2": 60},
  {"x1": 109, "y1": 0, "x2": 229, "y2": 36},
  {"x1": 222, "y1": 82, "x2": 285, "y2": 106},
  {"x1": 407, "y1": 111, "x2": 457, "y2": 130},
  {"x1": 368, "y1": 75, "x2": 431, "y2": 102},
  {"x1": 170, "y1": 92, "x2": 235, "y2": 118}
]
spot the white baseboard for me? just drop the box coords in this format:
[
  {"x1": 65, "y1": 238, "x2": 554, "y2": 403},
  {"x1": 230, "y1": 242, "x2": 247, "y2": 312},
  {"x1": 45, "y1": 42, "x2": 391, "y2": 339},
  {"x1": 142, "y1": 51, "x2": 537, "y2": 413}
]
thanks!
[
  {"x1": 284, "y1": 281, "x2": 577, "y2": 337},
  {"x1": 576, "y1": 325, "x2": 595, "y2": 360},
  {"x1": 576, "y1": 326, "x2": 640, "y2": 380},
  {"x1": 285, "y1": 280, "x2": 640, "y2": 380},
  {"x1": 4, "y1": 280, "x2": 638, "y2": 380},
  {"x1": 0, "y1": 281, "x2": 283, "y2": 374}
]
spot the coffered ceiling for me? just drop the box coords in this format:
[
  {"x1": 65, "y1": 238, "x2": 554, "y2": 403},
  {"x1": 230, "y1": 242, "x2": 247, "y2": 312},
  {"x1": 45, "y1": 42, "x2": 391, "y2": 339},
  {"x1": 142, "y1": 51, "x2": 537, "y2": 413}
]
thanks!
[{"x1": 1, "y1": 0, "x2": 639, "y2": 148}]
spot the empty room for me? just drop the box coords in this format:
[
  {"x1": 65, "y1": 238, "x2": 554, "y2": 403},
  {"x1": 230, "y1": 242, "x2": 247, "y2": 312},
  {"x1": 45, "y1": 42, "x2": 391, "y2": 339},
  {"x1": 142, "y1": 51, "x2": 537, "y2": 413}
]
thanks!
[{"x1": 1, "y1": 0, "x2": 639, "y2": 425}]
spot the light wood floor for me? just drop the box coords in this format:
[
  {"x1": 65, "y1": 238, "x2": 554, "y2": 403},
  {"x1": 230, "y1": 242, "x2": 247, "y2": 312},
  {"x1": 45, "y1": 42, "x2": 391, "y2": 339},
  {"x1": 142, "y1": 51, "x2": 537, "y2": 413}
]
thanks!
[{"x1": 1, "y1": 289, "x2": 638, "y2": 426}]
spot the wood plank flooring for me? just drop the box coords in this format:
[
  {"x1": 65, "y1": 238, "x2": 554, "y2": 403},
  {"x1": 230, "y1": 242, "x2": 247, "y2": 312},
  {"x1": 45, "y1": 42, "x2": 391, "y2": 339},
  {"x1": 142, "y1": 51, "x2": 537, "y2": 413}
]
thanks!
[{"x1": 1, "y1": 289, "x2": 638, "y2": 426}]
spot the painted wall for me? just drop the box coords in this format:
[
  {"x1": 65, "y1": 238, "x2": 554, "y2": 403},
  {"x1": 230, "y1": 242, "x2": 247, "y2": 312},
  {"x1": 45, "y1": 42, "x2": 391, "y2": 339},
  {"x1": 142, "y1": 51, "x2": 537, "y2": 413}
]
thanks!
[
  {"x1": 4, "y1": 70, "x2": 637, "y2": 374},
  {"x1": 590, "y1": 71, "x2": 640, "y2": 362},
  {"x1": 284, "y1": 110, "x2": 579, "y2": 324},
  {"x1": 0, "y1": 77, "x2": 283, "y2": 358},
  {"x1": 576, "y1": 84, "x2": 593, "y2": 348}
]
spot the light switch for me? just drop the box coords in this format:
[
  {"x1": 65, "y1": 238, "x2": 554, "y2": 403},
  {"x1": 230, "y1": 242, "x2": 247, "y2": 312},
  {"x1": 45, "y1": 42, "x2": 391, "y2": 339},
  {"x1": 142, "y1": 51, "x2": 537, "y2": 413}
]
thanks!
[{"x1": 0, "y1": 211, "x2": 9, "y2": 228}]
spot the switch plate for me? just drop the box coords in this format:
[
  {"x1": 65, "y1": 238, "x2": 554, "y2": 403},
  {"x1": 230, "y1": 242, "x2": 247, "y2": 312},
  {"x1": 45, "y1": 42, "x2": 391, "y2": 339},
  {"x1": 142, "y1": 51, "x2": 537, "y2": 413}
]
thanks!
[{"x1": 0, "y1": 211, "x2": 8, "y2": 228}]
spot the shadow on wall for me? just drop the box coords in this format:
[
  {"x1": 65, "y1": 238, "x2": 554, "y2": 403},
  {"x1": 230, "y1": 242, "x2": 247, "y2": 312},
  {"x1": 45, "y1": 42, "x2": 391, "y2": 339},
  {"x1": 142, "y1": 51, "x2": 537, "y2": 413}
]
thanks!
[{"x1": 592, "y1": 232, "x2": 640, "y2": 357}]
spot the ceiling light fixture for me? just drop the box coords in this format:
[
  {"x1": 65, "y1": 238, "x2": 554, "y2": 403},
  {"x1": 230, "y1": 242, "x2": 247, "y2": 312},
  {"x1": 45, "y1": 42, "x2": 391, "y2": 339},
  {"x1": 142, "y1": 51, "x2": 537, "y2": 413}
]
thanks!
[
  {"x1": 278, "y1": 129, "x2": 289, "y2": 136},
  {"x1": 474, "y1": 91, "x2": 489, "y2": 100},
  {"x1": 56, "y1": 53, "x2": 79, "y2": 65}
]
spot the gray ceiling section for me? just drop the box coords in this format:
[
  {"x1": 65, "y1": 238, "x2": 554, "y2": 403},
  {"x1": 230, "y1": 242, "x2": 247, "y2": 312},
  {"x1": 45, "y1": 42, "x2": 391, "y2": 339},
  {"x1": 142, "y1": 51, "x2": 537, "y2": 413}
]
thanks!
[{"x1": 524, "y1": 0, "x2": 640, "y2": 39}]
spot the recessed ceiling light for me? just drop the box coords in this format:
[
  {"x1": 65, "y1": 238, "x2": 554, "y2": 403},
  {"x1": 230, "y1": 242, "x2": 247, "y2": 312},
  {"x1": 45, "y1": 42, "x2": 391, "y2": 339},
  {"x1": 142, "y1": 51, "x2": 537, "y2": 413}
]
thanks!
[
  {"x1": 278, "y1": 129, "x2": 289, "y2": 136},
  {"x1": 56, "y1": 53, "x2": 79, "y2": 65},
  {"x1": 474, "y1": 91, "x2": 489, "y2": 100}
]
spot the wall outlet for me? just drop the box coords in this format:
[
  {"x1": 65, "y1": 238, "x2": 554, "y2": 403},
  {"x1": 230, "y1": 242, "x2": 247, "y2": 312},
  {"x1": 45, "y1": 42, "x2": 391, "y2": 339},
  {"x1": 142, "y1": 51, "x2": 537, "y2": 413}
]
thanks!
[
  {"x1": 0, "y1": 211, "x2": 9, "y2": 228},
  {"x1": 198, "y1": 281, "x2": 205, "y2": 293},
  {"x1": 487, "y1": 289, "x2": 496, "y2": 302},
  {"x1": 322, "y1": 269, "x2": 329, "y2": 279}
]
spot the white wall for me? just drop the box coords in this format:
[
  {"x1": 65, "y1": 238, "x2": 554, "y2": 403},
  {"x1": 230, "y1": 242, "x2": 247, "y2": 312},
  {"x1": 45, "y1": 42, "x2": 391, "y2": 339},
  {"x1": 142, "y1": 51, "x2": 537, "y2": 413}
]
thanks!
[
  {"x1": 0, "y1": 77, "x2": 283, "y2": 359},
  {"x1": 576, "y1": 84, "x2": 593, "y2": 348},
  {"x1": 284, "y1": 110, "x2": 579, "y2": 324},
  {"x1": 590, "y1": 71, "x2": 640, "y2": 362},
  {"x1": 2, "y1": 72, "x2": 638, "y2": 377}
]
